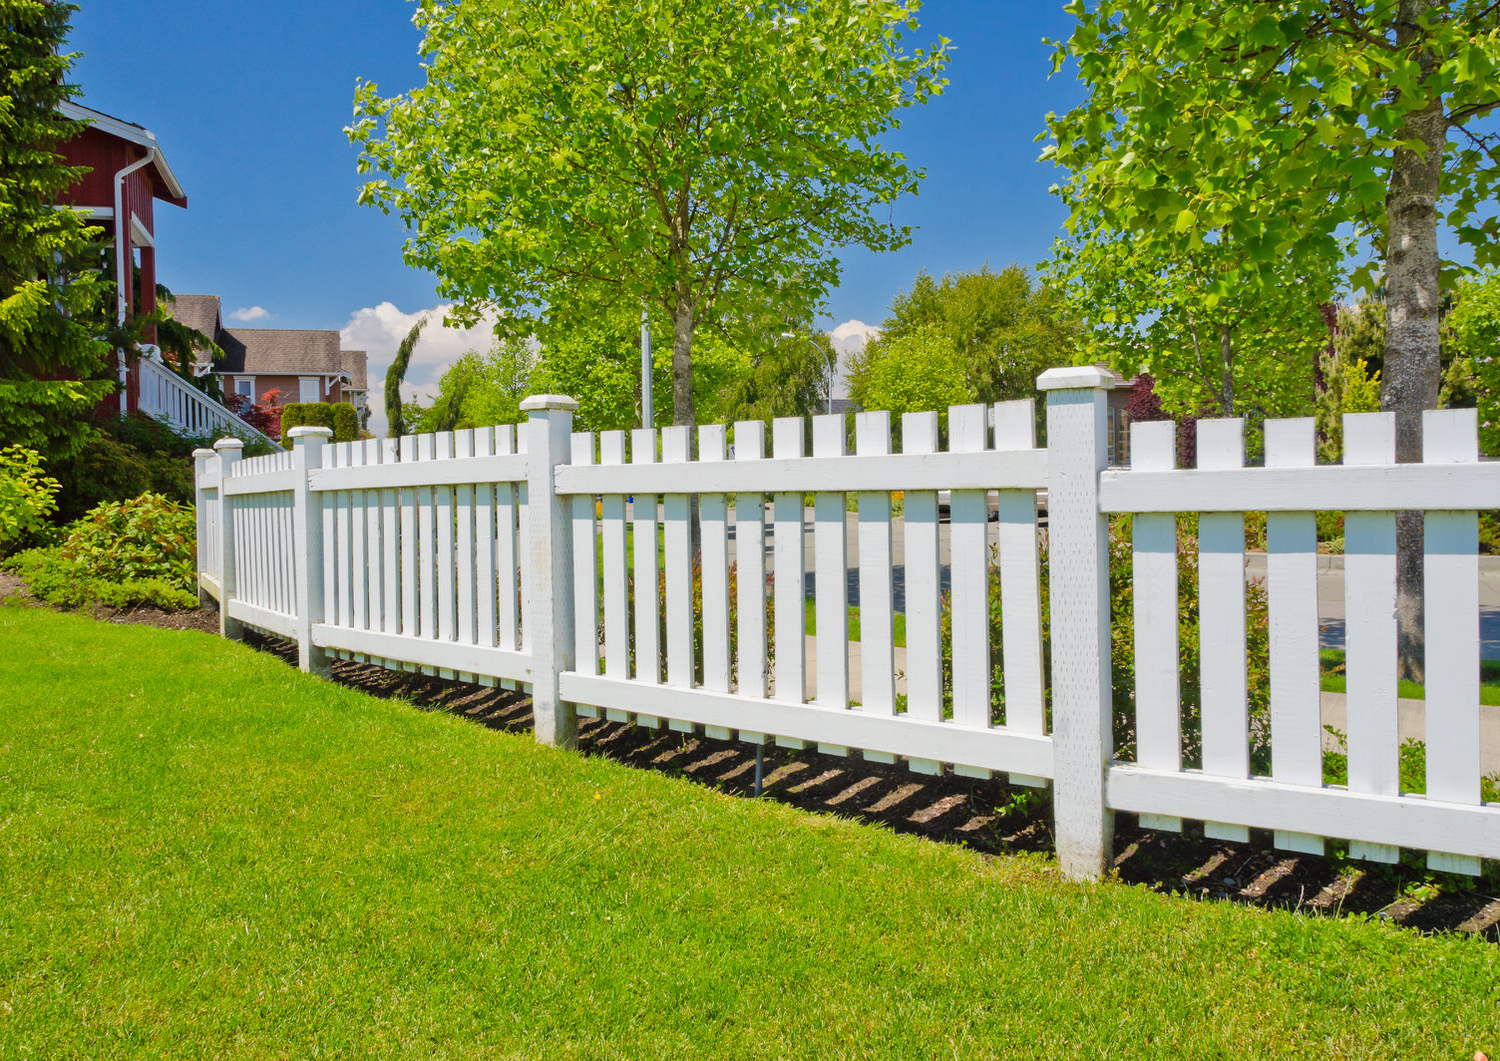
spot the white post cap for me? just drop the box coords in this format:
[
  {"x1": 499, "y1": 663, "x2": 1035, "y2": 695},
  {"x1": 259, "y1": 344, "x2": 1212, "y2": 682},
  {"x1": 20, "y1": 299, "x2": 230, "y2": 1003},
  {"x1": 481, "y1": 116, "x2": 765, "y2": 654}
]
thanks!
[
  {"x1": 520, "y1": 394, "x2": 580, "y2": 412},
  {"x1": 192, "y1": 448, "x2": 217, "y2": 459},
  {"x1": 213, "y1": 437, "x2": 245, "y2": 451},
  {"x1": 286, "y1": 425, "x2": 334, "y2": 440},
  {"x1": 1037, "y1": 366, "x2": 1116, "y2": 391}
]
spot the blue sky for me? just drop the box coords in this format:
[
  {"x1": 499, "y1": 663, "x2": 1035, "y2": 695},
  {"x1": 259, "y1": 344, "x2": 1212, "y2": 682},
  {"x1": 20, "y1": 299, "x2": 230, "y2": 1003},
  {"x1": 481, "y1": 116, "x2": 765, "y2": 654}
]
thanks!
[{"x1": 66, "y1": 2, "x2": 1084, "y2": 421}]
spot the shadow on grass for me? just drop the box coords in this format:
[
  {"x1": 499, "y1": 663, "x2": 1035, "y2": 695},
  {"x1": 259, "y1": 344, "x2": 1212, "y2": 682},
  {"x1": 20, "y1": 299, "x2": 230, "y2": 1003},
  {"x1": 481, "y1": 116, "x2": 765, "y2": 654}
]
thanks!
[{"x1": 245, "y1": 630, "x2": 1500, "y2": 943}]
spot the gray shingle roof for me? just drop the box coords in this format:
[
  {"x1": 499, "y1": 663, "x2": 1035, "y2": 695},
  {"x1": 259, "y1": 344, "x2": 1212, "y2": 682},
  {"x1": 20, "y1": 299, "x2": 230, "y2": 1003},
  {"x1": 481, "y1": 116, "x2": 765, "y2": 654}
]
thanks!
[
  {"x1": 217, "y1": 328, "x2": 344, "y2": 376},
  {"x1": 340, "y1": 350, "x2": 367, "y2": 390}
]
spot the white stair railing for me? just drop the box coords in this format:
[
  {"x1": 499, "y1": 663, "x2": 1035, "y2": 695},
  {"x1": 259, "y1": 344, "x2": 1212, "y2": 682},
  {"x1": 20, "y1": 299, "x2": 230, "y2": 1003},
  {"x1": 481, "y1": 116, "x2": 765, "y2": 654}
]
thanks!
[{"x1": 137, "y1": 355, "x2": 279, "y2": 447}]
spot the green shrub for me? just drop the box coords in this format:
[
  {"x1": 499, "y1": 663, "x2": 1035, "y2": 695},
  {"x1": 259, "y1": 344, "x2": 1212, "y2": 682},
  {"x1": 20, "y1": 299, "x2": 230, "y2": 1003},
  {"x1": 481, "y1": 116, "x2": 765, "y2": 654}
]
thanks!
[
  {"x1": 279, "y1": 403, "x2": 358, "y2": 448},
  {"x1": 0, "y1": 446, "x2": 60, "y2": 554},
  {"x1": 62, "y1": 493, "x2": 196, "y2": 590},
  {"x1": 2, "y1": 547, "x2": 198, "y2": 611}
]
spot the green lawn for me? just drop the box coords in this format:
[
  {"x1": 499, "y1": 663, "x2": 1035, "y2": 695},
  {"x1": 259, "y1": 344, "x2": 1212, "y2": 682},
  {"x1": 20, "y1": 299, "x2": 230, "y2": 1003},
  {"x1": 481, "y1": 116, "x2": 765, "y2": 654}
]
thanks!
[
  {"x1": 1, "y1": 604, "x2": 1496, "y2": 1058},
  {"x1": 805, "y1": 597, "x2": 908, "y2": 648},
  {"x1": 1319, "y1": 648, "x2": 1500, "y2": 704}
]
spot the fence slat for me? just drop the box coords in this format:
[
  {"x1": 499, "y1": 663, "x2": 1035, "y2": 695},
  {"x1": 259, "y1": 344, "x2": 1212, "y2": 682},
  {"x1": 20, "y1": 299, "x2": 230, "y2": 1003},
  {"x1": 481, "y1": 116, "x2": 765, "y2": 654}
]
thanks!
[
  {"x1": 350, "y1": 441, "x2": 368, "y2": 642},
  {"x1": 398, "y1": 436, "x2": 418, "y2": 664},
  {"x1": 1130, "y1": 421, "x2": 1181, "y2": 829},
  {"x1": 994, "y1": 399, "x2": 1046, "y2": 787},
  {"x1": 417, "y1": 434, "x2": 438, "y2": 674},
  {"x1": 700, "y1": 426, "x2": 731, "y2": 707},
  {"x1": 571, "y1": 432, "x2": 599, "y2": 682},
  {"x1": 454, "y1": 429, "x2": 477, "y2": 681},
  {"x1": 772, "y1": 418, "x2": 807, "y2": 727},
  {"x1": 734, "y1": 422, "x2": 768, "y2": 723},
  {"x1": 1197, "y1": 417, "x2": 1250, "y2": 843},
  {"x1": 1423, "y1": 408, "x2": 1482, "y2": 875},
  {"x1": 855, "y1": 412, "x2": 896, "y2": 728},
  {"x1": 435, "y1": 433, "x2": 457, "y2": 677},
  {"x1": 662, "y1": 427, "x2": 693, "y2": 711},
  {"x1": 949, "y1": 403, "x2": 991, "y2": 744},
  {"x1": 496, "y1": 425, "x2": 520, "y2": 653},
  {"x1": 364, "y1": 440, "x2": 385, "y2": 658},
  {"x1": 631, "y1": 428, "x2": 661, "y2": 700},
  {"x1": 1344, "y1": 412, "x2": 1400, "y2": 864},
  {"x1": 1264, "y1": 418, "x2": 1324, "y2": 855},
  {"x1": 474, "y1": 430, "x2": 497, "y2": 663},
  {"x1": 902, "y1": 411, "x2": 942, "y2": 774},
  {"x1": 812, "y1": 414, "x2": 850, "y2": 746},
  {"x1": 600, "y1": 431, "x2": 629, "y2": 682}
]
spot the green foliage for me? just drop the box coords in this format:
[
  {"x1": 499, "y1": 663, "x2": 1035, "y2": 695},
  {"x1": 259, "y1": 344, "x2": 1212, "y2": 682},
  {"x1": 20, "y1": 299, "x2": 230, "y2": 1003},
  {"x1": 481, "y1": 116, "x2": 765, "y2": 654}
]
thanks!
[
  {"x1": 49, "y1": 413, "x2": 214, "y2": 523},
  {"x1": 847, "y1": 325, "x2": 971, "y2": 425},
  {"x1": 0, "y1": 445, "x2": 59, "y2": 553},
  {"x1": 3, "y1": 546, "x2": 198, "y2": 610},
  {"x1": 349, "y1": 0, "x2": 948, "y2": 425},
  {"x1": 1316, "y1": 302, "x2": 1384, "y2": 463},
  {"x1": 61, "y1": 493, "x2": 196, "y2": 590},
  {"x1": 386, "y1": 317, "x2": 428, "y2": 437},
  {"x1": 0, "y1": 2, "x2": 115, "y2": 461},
  {"x1": 278, "y1": 403, "x2": 359, "y2": 448},
  {"x1": 1449, "y1": 269, "x2": 1500, "y2": 454}
]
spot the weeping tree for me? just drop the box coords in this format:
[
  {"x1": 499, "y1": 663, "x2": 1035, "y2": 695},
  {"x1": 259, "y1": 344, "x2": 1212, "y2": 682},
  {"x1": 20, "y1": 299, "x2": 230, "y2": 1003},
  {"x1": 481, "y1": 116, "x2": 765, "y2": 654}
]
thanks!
[
  {"x1": 384, "y1": 316, "x2": 427, "y2": 438},
  {"x1": 349, "y1": 0, "x2": 948, "y2": 434}
]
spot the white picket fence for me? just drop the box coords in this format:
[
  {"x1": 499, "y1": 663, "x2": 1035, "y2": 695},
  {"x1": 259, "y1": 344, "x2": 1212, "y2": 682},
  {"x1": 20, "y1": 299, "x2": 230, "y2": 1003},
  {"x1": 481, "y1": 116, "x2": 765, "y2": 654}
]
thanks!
[{"x1": 192, "y1": 367, "x2": 1500, "y2": 880}]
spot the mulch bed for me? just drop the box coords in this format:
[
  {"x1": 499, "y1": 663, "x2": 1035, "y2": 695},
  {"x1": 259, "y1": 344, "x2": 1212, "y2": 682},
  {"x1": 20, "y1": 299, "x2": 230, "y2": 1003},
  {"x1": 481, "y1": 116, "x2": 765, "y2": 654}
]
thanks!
[{"x1": 9, "y1": 569, "x2": 1496, "y2": 941}]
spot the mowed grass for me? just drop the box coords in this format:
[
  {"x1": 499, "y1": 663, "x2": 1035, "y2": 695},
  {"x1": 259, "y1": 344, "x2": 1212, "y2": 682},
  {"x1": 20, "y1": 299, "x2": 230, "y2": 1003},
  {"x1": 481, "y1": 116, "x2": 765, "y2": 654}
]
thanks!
[
  {"x1": 0, "y1": 607, "x2": 1496, "y2": 1059},
  {"x1": 1319, "y1": 648, "x2": 1500, "y2": 704}
]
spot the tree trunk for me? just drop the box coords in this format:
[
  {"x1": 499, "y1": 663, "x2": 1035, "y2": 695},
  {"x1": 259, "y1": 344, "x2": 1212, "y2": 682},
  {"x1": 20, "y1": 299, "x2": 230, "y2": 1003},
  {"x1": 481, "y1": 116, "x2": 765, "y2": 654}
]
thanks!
[
  {"x1": 671, "y1": 288, "x2": 696, "y2": 430},
  {"x1": 1217, "y1": 322, "x2": 1235, "y2": 416},
  {"x1": 1383, "y1": 0, "x2": 1447, "y2": 683}
]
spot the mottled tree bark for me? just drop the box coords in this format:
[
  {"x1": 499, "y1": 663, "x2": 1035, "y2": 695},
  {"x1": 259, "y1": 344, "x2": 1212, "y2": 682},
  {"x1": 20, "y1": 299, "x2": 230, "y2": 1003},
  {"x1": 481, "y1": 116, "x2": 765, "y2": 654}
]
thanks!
[
  {"x1": 1217, "y1": 322, "x2": 1235, "y2": 416},
  {"x1": 1383, "y1": 0, "x2": 1448, "y2": 682},
  {"x1": 671, "y1": 287, "x2": 697, "y2": 431}
]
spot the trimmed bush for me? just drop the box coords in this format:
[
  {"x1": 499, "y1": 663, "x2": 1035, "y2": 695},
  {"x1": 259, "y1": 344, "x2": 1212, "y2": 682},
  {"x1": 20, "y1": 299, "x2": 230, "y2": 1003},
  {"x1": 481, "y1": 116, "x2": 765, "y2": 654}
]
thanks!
[
  {"x1": 62, "y1": 492, "x2": 196, "y2": 589},
  {"x1": 279, "y1": 402, "x2": 359, "y2": 448}
]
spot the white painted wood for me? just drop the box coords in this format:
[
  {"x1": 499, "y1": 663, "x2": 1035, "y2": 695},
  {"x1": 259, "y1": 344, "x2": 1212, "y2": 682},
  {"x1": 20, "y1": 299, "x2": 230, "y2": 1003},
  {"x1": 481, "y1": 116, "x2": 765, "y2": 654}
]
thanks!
[
  {"x1": 699, "y1": 425, "x2": 731, "y2": 693},
  {"x1": 901, "y1": 411, "x2": 942, "y2": 773},
  {"x1": 495, "y1": 425, "x2": 521, "y2": 653},
  {"x1": 993, "y1": 399, "x2": 1046, "y2": 787},
  {"x1": 349, "y1": 440, "x2": 368, "y2": 632},
  {"x1": 1127, "y1": 421, "x2": 1182, "y2": 830},
  {"x1": 560, "y1": 673, "x2": 1056, "y2": 780},
  {"x1": 772, "y1": 417, "x2": 807, "y2": 708},
  {"x1": 631, "y1": 428, "x2": 661, "y2": 684},
  {"x1": 452, "y1": 430, "x2": 478, "y2": 680},
  {"x1": 1099, "y1": 462, "x2": 1500, "y2": 513},
  {"x1": 213, "y1": 439, "x2": 244, "y2": 639},
  {"x1": 812, "y1": 414, "x2": 850, "y2": 721},
  {"x1": 661, "y1": 427, "x2": 694, "y2": 689},
  {"x1": 435, "y1": 432, "x2": 457, "y2": 677},
  {"x1": 221, "y1": 468, "x2": 298, "y2": 495},
  {"x1": 571, "y1": 432, "x2": 600, "y2": 676},
  {"x1": 555, "y1": 448, "x2": 1049, "y2": 496},
  {"x1": 1343, "y1": 412, "x2": 1400, "y2": 864},
  {"x1": 398, "y1": 434, "x2": 418, "y2": 643},
  {"x1": 473, "y1": 430, "x2": 496, "y2": 649},
  {"x1": 522, "y1": 397, "x2": 578, "y2": 748},
  {"x1": 310, "y1": 452, "x2": 527, "y2": 492},
  {"x1": 1422, "y1": 408, "x2": 1483, "y2": 875},
  {"x1": 227, "y1": 598, "x2": 296, "y2": 641},
  {"x1": 312, "y1": 624, "x2": 531, "y2": 685},
  {"x1": 1107, "y1": 765, "x2": 1500, "y2": 861},
  {"x1": 600, "y1": 431, "x2": 630, "y2": 679},
  {"x1": 1262, "y1": 418, "x2": 1324, "y2": 855},
  {"x1": 381, "y1": 438, "x2": 400, "y2": 639},
  {"x1": 365, "y1": 439, "x2": 385, "y2": 641},
  {"x1": 855, "y1": 412, "x2": 895, "y2": 717},
  {"x1": 948, "y1": 404, "x2": 990, "y2": 734},
  {"x1": 1041, "y1": 370, "x2": 1116, "y2": 879},
  {"x1": 289, "y1": 428, "x2": 331, "y2": 675},
  {"x1": 734, "y1": 421, "x2": 768, "y2": 711},
  {"x1": 416, "y1": 433, "x2": 437, "y2": 672}
]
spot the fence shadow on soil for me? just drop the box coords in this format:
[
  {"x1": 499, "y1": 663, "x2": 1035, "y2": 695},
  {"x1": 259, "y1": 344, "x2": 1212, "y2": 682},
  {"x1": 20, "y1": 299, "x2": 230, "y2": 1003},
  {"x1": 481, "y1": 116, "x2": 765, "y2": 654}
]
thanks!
[{"x1": 244, "y1": 630, "x2": 1500, "y2": 943}]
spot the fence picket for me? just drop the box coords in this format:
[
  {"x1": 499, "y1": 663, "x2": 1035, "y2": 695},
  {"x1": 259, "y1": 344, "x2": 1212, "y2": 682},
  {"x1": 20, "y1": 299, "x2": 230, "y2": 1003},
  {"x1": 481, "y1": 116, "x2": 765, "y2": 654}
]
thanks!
[
  {"x1": 435, "y1": 433, "x2": 457, "y2": 678},
  {"x1": 772, "y1": 417, "x2": 807, "y2": 731},
  {"x1": 454, "y1": 429, "x2": 477, "y2": 681},
  {"x1": 662, "y1": 428, "x2": 694, "y2": 733},
  {"x1": 398, "y1": 436, "x2": 418, "y2": 666},
  {"x1": 901, "y1": 410, "x2": 942, "y2": 774},
  {"x1": 1423, "y1": 408, "x2": 1482, "y2": 875},
  {"x1": 734, "y1": 422, "x2": 768, "y2": 727},
  {"x1": 350, "y1": 441, "x2": 368, "y2": 646},
  {"x1": 995, "y1": 399, "x2": 1046, "y2": 787},
  {"x1": 417, "y1": 434, "x2": 438, "y2": 674},
  {"x1": 600, "y1": 431, "x2": 630, "y2": 683},
  {"x1": 1197, "y1": 417, "x2": 1250, "y2": 843},
  {"x1": 949, "y1": 404, "x2": 990, "y2": 749},
  {"x1": 382, "y1": 438, "x2": 400, "y2": 642},
  {"x1": 699, "y1": 425, "x2": 732, "y2": 704},
  {"x1": 855, "y1": 412, "x2": 896, "y2": 731},
  {"x1": 496, "y1": 425, "x2": 520, "y2": 654},
  {"x1": 631, "y1": 428, "x2": 661, "y2": 724},
  {"x1": 474, "y1": 429, "x2": 497, "y2": 668},
  {"x1": 812, "y1": 414, "x2": 850, "y2": 747},
  {"x1": 1264, "y1": 418, "x2": 1323, "y2": 855},
  {"x1": 571, "y1": 432, "x2": 599, "y2": 686}
]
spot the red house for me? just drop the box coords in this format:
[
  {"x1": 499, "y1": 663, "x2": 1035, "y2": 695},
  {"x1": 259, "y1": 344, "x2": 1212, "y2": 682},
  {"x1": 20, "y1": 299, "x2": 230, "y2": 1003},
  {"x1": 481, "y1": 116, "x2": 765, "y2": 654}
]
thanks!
[{"x1": 55, "y1": 101, "x2": 187, "y2": 414}]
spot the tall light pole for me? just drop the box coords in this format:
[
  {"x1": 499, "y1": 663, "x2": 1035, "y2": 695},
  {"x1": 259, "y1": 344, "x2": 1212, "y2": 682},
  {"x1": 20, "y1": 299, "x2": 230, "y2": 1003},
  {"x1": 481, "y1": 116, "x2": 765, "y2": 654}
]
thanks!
[{"x1": 781, "y1": 331, "x2": 834, "y2": 414}]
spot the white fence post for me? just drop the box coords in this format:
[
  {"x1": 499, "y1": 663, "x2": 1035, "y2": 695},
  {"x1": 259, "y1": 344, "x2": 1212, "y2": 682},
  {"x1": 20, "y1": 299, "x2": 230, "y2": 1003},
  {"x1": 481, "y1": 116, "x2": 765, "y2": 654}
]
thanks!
[
  {"x1": 289, "y1": 426, "x2": 332, "y2": 677},
  {"x1": 1038, "y1": 366, "x2": 1114, "y2": 881},
  {"x1": 522, "y1": 394, "x2": 579, "y2": 749},
  {"x1": 213, "y1": 438, "x2": 245, "y2": 640},
  {"x1": 193, "y1": 447, "x2": 216, "y2": 607}
]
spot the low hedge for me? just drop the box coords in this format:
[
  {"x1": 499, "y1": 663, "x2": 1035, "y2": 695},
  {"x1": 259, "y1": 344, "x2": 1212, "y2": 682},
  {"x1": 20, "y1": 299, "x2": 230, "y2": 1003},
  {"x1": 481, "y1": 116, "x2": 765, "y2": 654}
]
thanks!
[{"x1": 279, "y1": 402, "x2": 359, "y2": 448}]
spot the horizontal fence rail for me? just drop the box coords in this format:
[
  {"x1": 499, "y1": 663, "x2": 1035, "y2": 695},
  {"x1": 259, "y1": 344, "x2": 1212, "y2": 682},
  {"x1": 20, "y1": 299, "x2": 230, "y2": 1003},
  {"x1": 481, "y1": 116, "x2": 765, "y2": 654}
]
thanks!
[{"x1": 193, "y1": 372, "x2": 1500, "y2": 881}]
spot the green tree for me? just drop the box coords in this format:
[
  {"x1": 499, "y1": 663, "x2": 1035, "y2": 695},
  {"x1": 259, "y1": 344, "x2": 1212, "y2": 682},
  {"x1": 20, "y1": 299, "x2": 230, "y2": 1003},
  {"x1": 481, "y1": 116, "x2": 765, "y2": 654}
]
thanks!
[
  {"x1": 0, "y1": 1, "x2": 114, "y2": 461},
  {"x1": 1317, "y1": 303, "x2": 1386, "y2": 464},
  {"x1": 847, "y1": 324, "x2": 971, "y2": 425},
  {"x1": 1043, "y1": 0, "x2": 1500, "y2": 679},
  {"x1": 1448, "y1": 269, "x2": 1500, "y2": 454},
  {"x1": 349, "y1": 0, "x2": 948, "y2": 433},
  {"x1": 384, "y1": 317, "x2": 428, "y2": 437}
]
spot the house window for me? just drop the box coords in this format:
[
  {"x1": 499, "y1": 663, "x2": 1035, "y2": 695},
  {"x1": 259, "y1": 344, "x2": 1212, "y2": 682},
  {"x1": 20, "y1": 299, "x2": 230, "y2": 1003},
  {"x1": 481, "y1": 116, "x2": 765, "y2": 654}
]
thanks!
[
  {"x1": 299, "y1": 378, "x2": 319, "y2": 404},
  {"x1": 235, "y1": 378, "x2": 254, "y2": 401}
]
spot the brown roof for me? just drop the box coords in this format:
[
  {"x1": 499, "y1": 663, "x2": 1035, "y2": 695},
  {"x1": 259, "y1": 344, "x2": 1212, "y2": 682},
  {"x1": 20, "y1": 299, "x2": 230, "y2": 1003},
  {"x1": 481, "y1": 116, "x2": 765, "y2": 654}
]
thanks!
[
  {"x1": 341, "y1": 350, "x2": 367, "y2": 390},
  {"x1": 164, "y1": 294, "x2": 222, "y2": 369},
  {"x1": 218, "y1": 328, "x2": 344, "y2": 376}
]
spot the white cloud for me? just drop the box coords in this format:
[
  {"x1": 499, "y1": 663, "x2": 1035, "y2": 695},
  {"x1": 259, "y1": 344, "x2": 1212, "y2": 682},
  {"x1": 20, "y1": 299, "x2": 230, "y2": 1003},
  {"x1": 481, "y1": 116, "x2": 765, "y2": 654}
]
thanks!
[
  {"x1": 341, "y1": 301, "x2": 499, "y2": 437},
  {"x1": 228, "y1": 305, "x2": 270, "y2": 322}
]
